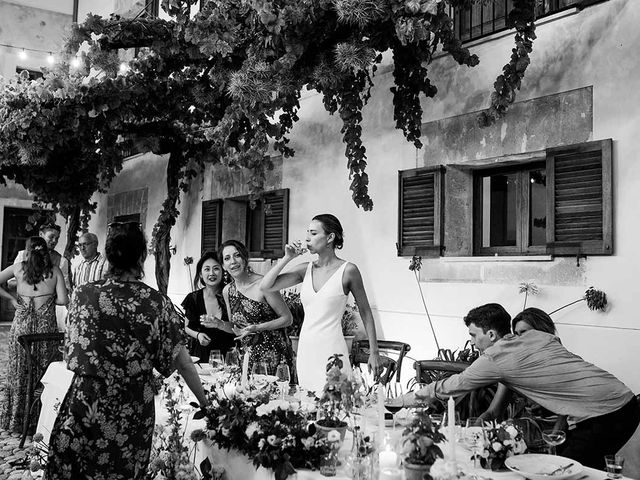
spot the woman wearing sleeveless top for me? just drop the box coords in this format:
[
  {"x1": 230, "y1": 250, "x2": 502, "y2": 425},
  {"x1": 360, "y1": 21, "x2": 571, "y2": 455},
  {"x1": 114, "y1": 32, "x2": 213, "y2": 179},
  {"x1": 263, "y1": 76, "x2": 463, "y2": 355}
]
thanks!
[
  {"x1": 261, "y1": 214, "x2": 381, "y2": 393},
  {"x1": 219, "y1": 240, "x2": 294, "y2": 377},
  {"x1": 0, "y1": 236, "x2": 68, "y2": 432}
]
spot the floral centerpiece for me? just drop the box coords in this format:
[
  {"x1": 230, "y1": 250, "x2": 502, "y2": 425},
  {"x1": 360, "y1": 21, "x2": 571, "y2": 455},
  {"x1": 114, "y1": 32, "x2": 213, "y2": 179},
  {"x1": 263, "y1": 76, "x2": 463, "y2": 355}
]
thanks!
[
  {"x1": 316, "y1": 354, "x2": 365, "y2": 435},
  {"x1": 479, "y1": 421, "x2": 527, "y2": 471}
]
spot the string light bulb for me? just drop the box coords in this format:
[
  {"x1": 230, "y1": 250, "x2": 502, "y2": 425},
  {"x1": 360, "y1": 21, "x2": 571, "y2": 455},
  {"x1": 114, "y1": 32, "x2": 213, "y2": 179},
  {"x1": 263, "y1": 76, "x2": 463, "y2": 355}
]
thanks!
[
  {"x1": 46, "y1": 53, "x2": 55, "y2": 65},
  {"x1": 119, "y1": 62, "x2": 130, "y2": 74},
  {"x1": 18, "y1": 49, "x2": 27, "y2": 60},
  {"x1": 70, "y1": 57, "x2": 81, "y2": 68}
]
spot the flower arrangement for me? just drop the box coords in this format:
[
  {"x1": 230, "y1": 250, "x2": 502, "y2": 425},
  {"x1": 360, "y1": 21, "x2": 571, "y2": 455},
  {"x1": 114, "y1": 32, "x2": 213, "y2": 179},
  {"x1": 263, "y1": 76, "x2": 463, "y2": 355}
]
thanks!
[
  {"x1": 478, "y1": 421, "x2": 527, "y2": 471},
  {"x1": 23, "y1": 432, "x2": 47, "y2": 478},
  {"x1": 203, "y1": 379, "x2": 330, "y2": 480},
  {"x1": 316, "y1": 354, "x2": 365, "y2": 429},
  {"x1": 401, "y1": 408, "x2": 445, "y2": 466}
]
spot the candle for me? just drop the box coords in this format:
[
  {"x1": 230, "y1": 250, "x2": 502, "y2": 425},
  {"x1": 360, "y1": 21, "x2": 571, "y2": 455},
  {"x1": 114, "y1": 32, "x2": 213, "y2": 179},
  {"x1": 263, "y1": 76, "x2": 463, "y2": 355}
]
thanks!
[
  {"x1": 447, "y1": 396, "x2": 456, "y2": 462},
  {"x1": 377, "y1": 384, "x2": 385, "y2": 444},
  {"x1": 379, "y1": 448, "x2": 398, "y2": 470},
  {"x1": 241, "y1": 351, "x2": 250, "y2": 388},
  {"x1": 379, "y1": 468, "x2": 403, "y2": 480}
]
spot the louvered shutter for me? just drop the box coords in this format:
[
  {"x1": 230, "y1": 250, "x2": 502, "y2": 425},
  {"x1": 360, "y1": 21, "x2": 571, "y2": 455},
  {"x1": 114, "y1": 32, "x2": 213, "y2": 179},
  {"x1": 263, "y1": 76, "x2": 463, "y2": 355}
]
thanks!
[
  {"x1": 201, "y1": 200, "x2": 222, "y2": 254},
  {"x1": 546, "y1": 139, "x2": 612, "y2": 255},
  {"x1": 260, "y1": 189, "x2": 289, "y2": 258},
  {"x1": 397, "y1": 166, "x2": 444, "y2": 257}
]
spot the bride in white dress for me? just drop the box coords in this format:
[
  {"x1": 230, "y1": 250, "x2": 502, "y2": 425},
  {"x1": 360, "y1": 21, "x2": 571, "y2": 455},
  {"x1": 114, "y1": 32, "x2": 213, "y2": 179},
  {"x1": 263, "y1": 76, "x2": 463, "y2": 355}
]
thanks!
[{"x1": 260, "y1": 214, "x2": 381, "y2": 393}]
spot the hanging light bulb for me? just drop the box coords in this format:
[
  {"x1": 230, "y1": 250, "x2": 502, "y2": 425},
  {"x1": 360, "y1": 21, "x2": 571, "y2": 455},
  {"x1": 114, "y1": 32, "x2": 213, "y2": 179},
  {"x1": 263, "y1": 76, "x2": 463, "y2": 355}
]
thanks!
[
  {"x1": 46, "y1": 52, "x2": 55, "y2": 65},
  {"x1": 18, "y1": 49, "x2": 28, "y2": 60},
  {"x1": 119, "y1": 62, "x2": 130, "y2": 74},
  {"x1": 70, "y1": 57, "x2": 81, "y2": 68}
]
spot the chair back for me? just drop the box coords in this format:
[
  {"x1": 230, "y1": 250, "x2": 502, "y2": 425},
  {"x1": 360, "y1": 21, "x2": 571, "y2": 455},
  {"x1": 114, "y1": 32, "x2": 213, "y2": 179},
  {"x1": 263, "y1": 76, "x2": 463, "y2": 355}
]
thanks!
[
  {"x1": 351, "y1": 340, "x2": 411, "y2": 384},
  {"x1": 512, "y1": 416, "x2": 546, "y2": 453},
  {"x1": 17, "y1": 332, "x2": 65, "y2": 381}
]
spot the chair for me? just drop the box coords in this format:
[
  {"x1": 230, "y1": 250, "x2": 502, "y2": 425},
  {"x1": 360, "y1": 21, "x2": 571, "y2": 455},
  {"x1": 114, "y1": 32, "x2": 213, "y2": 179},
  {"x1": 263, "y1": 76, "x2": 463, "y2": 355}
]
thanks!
[
  {"x1": 413, "y1": 359, "x2": 496, "y2": 421},
  {"x1": 17, "y1": 332, "x2": 64, "y2": 447},
  {"x1": 512, "y1": 416, "x2": 546, "y2": 453},
  {"x1": 351, "y1": 340, "x2": 411, "y2": 384}
]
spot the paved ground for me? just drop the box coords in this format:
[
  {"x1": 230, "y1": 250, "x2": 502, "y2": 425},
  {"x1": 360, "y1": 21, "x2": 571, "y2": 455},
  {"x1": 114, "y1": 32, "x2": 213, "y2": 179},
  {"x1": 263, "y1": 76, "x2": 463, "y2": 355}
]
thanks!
[{"x1": 0, "y1": 324, "x2": 32, "y2": 480}]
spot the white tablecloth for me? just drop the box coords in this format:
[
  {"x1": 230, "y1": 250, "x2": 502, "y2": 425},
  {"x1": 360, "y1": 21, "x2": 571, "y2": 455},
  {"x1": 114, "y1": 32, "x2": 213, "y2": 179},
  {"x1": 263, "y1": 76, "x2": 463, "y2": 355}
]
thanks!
[{"x1": 36, "y1": 363, "x2": 631, "y2": 480}]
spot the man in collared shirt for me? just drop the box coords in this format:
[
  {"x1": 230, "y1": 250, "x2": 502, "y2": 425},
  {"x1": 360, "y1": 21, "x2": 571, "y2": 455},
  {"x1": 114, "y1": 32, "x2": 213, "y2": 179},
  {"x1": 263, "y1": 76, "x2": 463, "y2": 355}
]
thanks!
[
  {"x1": 73, "y1": 233, "x2": 108, "y2": 288},
  {"x1": 411, "y1": 303, "x2": 639, "y2": 469}
]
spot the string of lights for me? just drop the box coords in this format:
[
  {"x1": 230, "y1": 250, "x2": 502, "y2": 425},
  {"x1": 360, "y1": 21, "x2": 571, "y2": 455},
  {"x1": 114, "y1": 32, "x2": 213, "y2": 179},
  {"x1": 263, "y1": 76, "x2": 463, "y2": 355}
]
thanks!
[{"x1": 0, "y1": 42, "x2": 58, "y2": 64}]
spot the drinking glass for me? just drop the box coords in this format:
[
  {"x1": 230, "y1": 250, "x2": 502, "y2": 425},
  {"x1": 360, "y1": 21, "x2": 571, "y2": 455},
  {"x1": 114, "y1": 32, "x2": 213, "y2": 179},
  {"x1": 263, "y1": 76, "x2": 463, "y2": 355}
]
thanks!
[
  {"x1": 605, "y1": 455, "x2": 624, "y2": 479},
  {"x1": 541, "y1": 429, "x2": 566, "y2": 455},
  {"x1": 275, "y1": 362, "x2": 291, "y2": 399},
  {"x1": 463, "y1": 417, "x2": 486, "y2": 469},
  {"x1": 384, "y1": 382, "x2": 404, "y2": 430},
  {"x1": 224, "y1": 349, "x2": 241, "y2": 368},
  {"x1": 251, "y1": 361, "x2": 269, "y2": 377},
  {"x1": 209, "y1": 350, "x2": 224, "y2": 372}
]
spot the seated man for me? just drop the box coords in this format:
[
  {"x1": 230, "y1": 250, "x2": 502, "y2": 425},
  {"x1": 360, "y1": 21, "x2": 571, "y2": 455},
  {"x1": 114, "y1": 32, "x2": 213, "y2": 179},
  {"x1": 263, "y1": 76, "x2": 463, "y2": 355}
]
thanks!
[{"x1": 410, "y1": 303, "x2": 639, "y2": 469}]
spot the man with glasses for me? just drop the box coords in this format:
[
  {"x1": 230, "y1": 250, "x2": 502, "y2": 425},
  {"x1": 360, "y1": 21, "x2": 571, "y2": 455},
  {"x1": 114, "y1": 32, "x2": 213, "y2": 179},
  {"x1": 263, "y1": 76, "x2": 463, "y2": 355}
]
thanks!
[{"x1": 73, "y1": 232, "x2": 108, "y2": 288}]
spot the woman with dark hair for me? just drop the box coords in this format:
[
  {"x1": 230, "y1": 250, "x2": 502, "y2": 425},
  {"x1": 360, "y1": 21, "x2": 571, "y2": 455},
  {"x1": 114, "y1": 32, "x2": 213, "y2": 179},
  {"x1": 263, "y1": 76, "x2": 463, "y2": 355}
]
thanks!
[
  {"x1": 46, "y1": 222, "x2": 208, "y2": 480},
  {"x1": 219, "y1": 239, "x2": 294, "y2": 376},
  {"x1": 0, "y1": 236, "x2": 68, "y2": 432},
  {"x1": 260, "y1": 214, "x2": 381, "y2": 393},
  {"x1": 182, "y1": 251, "x2": 235, "y2": 362}
]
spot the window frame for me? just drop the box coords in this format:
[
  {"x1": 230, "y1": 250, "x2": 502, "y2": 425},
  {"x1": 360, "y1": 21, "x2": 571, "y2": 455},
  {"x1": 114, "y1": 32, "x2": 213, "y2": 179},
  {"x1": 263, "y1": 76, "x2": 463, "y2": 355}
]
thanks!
[{"x1": 472, "y1": 161, "x2": 547, "y2": 256}]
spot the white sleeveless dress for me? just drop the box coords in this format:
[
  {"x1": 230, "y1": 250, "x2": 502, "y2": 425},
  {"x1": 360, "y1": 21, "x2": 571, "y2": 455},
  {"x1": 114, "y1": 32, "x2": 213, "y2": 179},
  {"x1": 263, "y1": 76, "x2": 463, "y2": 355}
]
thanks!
[{"x1": 297, "y1": 261, "x2": 351, "y2": 393}]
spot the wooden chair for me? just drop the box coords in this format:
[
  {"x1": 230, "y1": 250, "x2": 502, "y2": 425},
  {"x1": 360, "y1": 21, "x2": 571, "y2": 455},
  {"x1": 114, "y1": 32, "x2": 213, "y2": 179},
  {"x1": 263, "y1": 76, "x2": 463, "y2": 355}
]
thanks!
[
  {"x1": 17, "y1": 332, "x2": 64, "y2": 447},
  {"x1": 351, "y1": 340, "x2": 411, "y2": 384},
  {"x1": 413, "y1": 359, "x2": 496, "y2": 421}
]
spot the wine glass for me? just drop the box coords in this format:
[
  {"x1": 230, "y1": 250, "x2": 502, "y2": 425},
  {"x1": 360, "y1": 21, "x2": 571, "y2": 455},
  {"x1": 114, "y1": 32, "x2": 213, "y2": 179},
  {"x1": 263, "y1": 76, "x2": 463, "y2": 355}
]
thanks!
[
  {"x1": 275, "y1": 362, "x2": 291, "y2": 399},
  {"x1": 209, "y1": 350, "x2": 224, "y2": 372},
  {"x1": 384, "y1": 382, "x2": 404, "y2": 430},
  {"x1": 542, "y1": 429, "x2": 566, "y2": 455},
  {"x1": 224, "y1": 349, "x2": 241, "y2": 368},
  {"x1": 251, "y1": 361, "x2": 268, "y2": 377},
  {"x1": 463, "y1": 417, "x2": 486, "y2": 468}
]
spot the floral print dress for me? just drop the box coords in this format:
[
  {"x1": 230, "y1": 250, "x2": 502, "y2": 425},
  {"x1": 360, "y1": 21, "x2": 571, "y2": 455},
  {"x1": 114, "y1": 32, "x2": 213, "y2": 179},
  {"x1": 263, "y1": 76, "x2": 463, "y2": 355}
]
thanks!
[
  {"x1": 227, "y1": 283, "x2": 294, "y2": 378},
  {"x1": 45, "y1": 279, "x2": 185, "y2": 480},
  {"x1": 0, "y1": 294, "x2": 58, "y2": 433}
]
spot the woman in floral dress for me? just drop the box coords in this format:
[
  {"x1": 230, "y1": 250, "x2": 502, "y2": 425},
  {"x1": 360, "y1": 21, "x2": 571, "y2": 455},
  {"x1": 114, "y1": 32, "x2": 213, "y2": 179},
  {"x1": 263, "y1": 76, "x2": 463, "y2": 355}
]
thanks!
[
  {"x1": 0, "y1": 236, "x2": 68, "y2": 433},
  {"x1": 219, "y1": 240, "x2": 294, "y2": 376},
  {"x1": 46, "y1": 222, "x2": 208, "y2": 480}
]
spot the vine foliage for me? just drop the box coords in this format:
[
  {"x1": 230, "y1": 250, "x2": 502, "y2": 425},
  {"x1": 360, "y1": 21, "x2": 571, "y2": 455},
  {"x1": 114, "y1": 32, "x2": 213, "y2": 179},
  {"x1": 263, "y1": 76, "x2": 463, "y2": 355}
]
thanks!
[{"x1": 0, "y1": 0, "x2": 536, "y2": 292}]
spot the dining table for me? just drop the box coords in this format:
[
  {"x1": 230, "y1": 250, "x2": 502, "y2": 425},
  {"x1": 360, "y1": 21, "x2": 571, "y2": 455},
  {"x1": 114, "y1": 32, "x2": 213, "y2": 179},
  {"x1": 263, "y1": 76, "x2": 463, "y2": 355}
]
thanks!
[{"x1": 36, "y1": 361, "x2": 633, "y2": 480}]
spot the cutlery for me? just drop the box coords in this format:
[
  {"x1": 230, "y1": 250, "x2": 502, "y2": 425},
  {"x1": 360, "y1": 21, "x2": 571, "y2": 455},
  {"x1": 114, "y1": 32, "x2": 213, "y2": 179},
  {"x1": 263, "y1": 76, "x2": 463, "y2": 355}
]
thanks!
[{"x1": 548, "y1": 463, "x2": 574, "y2": 476}]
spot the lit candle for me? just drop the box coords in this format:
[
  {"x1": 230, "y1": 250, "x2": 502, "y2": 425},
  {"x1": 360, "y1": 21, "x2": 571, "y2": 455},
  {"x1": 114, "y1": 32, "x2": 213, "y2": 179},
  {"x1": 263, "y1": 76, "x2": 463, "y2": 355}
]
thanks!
[
  {"x1": 241, "y1": 351, "x2": 250, "y2": 388},
  {"x1": 379, "y1": 447, "x2": 398, "y2": 470},
  {"x1": 377, "y1": 384, "x2": 385, "y2": 444},
  {"x1": 379, "y1": 468, "x2": 403, "y2": 480},
  {"x1": 447, "y1": 396, "x2": 456, "y2": 462}
]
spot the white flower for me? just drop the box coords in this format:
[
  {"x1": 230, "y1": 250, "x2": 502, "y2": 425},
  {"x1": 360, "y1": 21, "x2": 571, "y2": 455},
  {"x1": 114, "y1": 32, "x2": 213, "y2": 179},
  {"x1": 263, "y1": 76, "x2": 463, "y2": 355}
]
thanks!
[
  {"x1": 491, "y1": 442, "x2": 503, "y2": 452},
  {"x1": 327, "y1": 430, "x2": 341, "y2": 442},
  {"x1": 221, "y1": 427, "x2": 230, "y2": 437},
  {"x1": 302, "y1": 437, "x2": 315, "y2": 449},
  {"x1": 505, "y1": 425, "x2": 519, "y2": 438},
  {"x1": 429, "y1": 459, "x2": 460, "y2": 480},
  {"x1": 245, "y1": 422, "x2": 260, "y2": 438},
  {"x1": 258, "y1": 438, "x2": 266, "y2": 449},
  {"x1": 267, "y1": 435, "x2": 279, "y2": 446}
]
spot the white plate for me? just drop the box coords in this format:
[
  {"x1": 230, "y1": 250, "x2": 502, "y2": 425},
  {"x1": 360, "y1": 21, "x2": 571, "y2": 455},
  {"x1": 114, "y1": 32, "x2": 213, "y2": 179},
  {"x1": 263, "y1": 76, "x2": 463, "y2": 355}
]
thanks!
[{"x1": 505, "y1": 454, "x2": 582, "y2": 480}]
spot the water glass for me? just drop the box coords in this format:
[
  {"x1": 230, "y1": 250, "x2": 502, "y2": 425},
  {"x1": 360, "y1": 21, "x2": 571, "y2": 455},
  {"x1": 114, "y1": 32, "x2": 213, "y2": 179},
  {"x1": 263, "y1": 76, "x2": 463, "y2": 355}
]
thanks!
[
  {"x1": 251, "y1": 361, "x2": 269, "y2": 377},
  {"x1": 605, "y1": 454, "x2": 624, "y2": 479},
  {"x1": 209, "y1": 350, "x2": 224, "y2": 371},
  {"x1": 463, "y1": 417, "x2": 486, "y2": 468},
  {"x1": 224, "y1": 349, "x2": 241, "y2": 367}
]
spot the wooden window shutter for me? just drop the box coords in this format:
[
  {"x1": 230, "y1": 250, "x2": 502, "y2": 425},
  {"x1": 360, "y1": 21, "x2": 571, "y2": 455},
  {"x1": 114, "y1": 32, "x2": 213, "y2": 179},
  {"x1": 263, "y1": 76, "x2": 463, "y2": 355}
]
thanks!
[
  {"x1": 260, "y1": 189, "x2": 289, "y2": 258},
  {"x1": 201, "y1": 200, "x2": 222, "y2": 254},
  {"x1": 546, "y1": 139, "x2": 612, "y2": 256},
  {"x1": 397, "y1": 166, "x2": 445, "y2": 257}
]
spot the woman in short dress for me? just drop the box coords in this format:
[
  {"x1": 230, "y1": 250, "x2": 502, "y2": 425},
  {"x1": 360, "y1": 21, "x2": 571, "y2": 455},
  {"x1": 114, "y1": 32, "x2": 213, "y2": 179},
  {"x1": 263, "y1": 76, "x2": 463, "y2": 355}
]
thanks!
[
  {"x1": 182, "y1": 251, "x2": 236, "y2": 362},
  {"x1": 219, "y1": 240, "x2": 294, "y2": 376}
]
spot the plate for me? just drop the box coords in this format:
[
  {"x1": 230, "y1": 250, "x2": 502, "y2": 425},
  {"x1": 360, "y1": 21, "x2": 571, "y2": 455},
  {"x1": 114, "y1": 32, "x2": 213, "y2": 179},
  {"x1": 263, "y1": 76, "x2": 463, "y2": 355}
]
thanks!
[
  {"x1": 505, "y1": 454, "x2": 583, "y2": 480},
  {"x1": 190, "y1": 356, "x2": 201, "y2": 363}
]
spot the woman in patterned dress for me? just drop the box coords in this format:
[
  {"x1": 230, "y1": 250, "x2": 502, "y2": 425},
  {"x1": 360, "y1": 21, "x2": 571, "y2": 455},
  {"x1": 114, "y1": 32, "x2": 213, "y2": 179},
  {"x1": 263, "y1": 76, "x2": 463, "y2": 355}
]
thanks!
[
  {"x1": 0, "y1": 236, "x2": 68, "y2": 432},
  {"x1": 45, "y1": 222, "x2": 208, "y2": 480},
  {"x1": 219, "y1": 240, "x2": 294, "y2": 376}
]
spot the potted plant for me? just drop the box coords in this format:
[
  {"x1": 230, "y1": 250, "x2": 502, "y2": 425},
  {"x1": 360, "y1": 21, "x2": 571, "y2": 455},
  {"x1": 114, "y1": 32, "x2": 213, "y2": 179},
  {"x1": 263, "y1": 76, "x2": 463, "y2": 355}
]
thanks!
[
  {"x1": 315, "y1": 354, "x2": 364, "y2": 441},
  {"x1": 401, "y1": 408, "x2": 445, "y2": 480}
]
